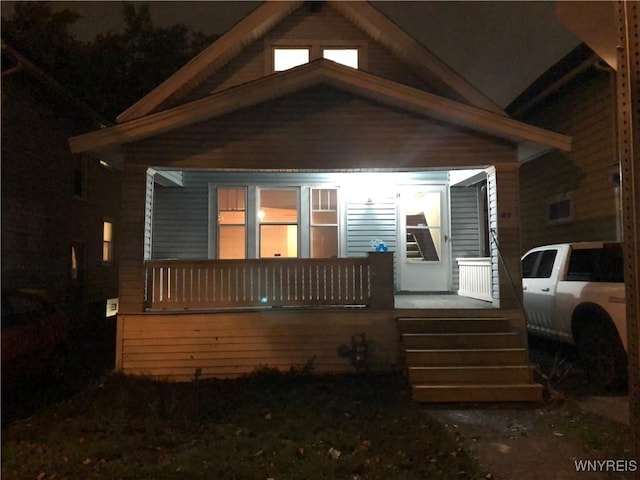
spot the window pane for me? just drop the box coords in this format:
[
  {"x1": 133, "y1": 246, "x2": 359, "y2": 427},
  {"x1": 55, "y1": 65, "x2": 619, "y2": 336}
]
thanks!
[
  {"x1": 536, "y1": 250, "x2": 557, "y2": 278},
  {"x1": 103, "y1": 242, "x2": 113, "y2": 263},
  {"x1": 521, "y1": 252, "x2": 539, "y2": 278},
  {"x1": 103, "y1": 221, "x2": 113, "y2": 242},
  {"x1": 274, "y1": 48, "x2": 309, "y2": 71},
  {"x1": 259, "y1": 190, "x2": 298, "y2": 223},
  {"x1": 323, "y1": 49, "x2": 358, "y2": 68},
  {"x1": 260, "y1": 225, "x2": 298, "y2": 258},
  {"x1": 71, "y1": 246, "x2": 78, "y2": 280},
  {"x1": 311, "y1": 188, "x2": 337, "y2": 224},
  {"x1": 311, "y1": 227, "x2": 338, "y2": 258},
  {"x1": 219, "y1": 226, "x2": 246, "y2": 259}
]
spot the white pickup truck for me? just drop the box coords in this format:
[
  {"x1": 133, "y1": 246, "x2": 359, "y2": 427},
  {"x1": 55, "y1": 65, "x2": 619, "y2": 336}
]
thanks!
[{"x1": 521, "y1": 242, "x2": 627, "y2": 389}]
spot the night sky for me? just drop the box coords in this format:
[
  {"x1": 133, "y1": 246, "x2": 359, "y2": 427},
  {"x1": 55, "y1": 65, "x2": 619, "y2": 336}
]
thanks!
[{"x1": 1, "y1": 1, "x2": 580, "y2": 107}]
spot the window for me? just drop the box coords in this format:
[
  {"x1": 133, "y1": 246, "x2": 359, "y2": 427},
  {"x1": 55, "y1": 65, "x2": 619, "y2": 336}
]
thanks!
[
  {"x1": 323, "y1": 48, "x2": 358, "y2": 69},
  {"x1": 218, "y1": 188, "x2": 246, "y2": 259},
  {"x1": 521, "y1": 252, "x2": 539, "y2": 278},
  {"x1": 274, "y1": 48, "x2": 309, "y2": 71},
  {"x1": 73, "y1": 156, "x2": 87, "y2": 199},
  {"x1": 311, "y1": 188, "x2": 338, "y2": 258},
  {"x1": 102, "y1": 220, "x2": 114, "y2": 265},
  {"x1": 259, "y1": 189, "x2": 298, "y2": 258},
  {"x1": 548, "y1": 192, "x2": 573, "y2": 224},
  {"x1": 567, "y1": 245, "x2": 624, "y2": 283},
  {"x1": 521, "y1": 249, "x2": 557, "y2": 278},
  {"x1": 71, "y1": 245, "x2": 78, "y2": 280}
]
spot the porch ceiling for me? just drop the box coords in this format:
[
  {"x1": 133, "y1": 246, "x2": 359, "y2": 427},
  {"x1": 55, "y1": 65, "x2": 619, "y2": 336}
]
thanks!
[{"x1": 69, "y1": 60, "x2": 571, "y2": 157}]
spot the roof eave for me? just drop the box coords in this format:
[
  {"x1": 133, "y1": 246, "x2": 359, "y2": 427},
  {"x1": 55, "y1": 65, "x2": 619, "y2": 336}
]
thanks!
[{"x1": 70, "y1": 60, "x2": 570, "y2": 156}]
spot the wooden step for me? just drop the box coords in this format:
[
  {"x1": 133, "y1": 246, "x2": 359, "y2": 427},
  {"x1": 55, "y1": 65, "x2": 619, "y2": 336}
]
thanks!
[
  {"x1": 412, "y1": 384, "x2": 543, "y2": 403},
  {"x1": 397, "y1": 317, "x2": 511, "y2": 334},
  {"x1": 408, "y1": 365, "x2": 534, "y2": 385},
  {"x1": 405, "y1": 348, "x2": 528, "y2": 366},
  {"x1": 402, "y1": 332, "x2": 520, "y2": 350}
]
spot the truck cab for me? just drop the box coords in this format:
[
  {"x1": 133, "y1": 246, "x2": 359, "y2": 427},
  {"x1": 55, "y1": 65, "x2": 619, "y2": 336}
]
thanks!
[{"x1": 521, "y1": 242, "x2": 627, "y2": 389}]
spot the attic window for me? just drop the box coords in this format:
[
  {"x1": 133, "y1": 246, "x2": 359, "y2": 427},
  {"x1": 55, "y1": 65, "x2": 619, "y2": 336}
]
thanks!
[
  {"x1": 323, "y1": 48, "x2": 358, "y2": 69},
  {"x1": 274, "y1": 48, "x2": 309, "y2": 71}
]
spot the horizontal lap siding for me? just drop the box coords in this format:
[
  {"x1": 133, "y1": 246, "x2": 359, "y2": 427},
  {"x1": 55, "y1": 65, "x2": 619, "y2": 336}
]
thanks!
[
  {"x1": 119, "y1": 311, "x2": 399, "y2": 381},
  {"x1": 450, "y1": 186, "x2": 482, "y2": 289},
  {"x1": 130, "y1": 87, "x2": 514, "y2": 170},
  {"x1": 519, "y1": 72, "x2": 617, "y2": 251},
  {"x1": 183, "y1": 4, "x2": 435, "y2": 105},
  {"x1": 153, "y1": 172, "x2": 210, "y2": 259}
]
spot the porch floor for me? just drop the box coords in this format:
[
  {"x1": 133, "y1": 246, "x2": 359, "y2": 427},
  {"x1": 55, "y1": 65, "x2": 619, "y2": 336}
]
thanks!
[{"x1": 394, "y1": 294, "x2": 495, "y2": 309}]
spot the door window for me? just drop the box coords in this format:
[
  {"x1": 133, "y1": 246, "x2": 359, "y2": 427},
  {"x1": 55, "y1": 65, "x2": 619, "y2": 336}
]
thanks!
[{"x1": 405, "y1": 191, "x2": 441, "y2": 262}]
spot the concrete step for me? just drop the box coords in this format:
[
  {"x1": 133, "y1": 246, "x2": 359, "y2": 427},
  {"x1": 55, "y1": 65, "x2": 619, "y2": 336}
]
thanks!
[
  {"x1": 408, "y1": 365, "x2": 535, "y2": 385},
  {"x1": 412, "y1": 384, "x2": 544, "y2": 403},
  {"x1": 402, "y1": 332, "x2": 520, "y2": 350},
  {"x1": 405, "y1": 348, "x2": 528, "y2": 366},
  {"x1": 397, "y1": 317, "x2": 511, "y2": 334}
]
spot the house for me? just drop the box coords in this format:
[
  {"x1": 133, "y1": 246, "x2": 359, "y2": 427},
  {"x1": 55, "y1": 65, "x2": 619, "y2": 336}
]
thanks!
[
  {"x1": 69, "y1": 1, "x2": 570, "y2": 402},
  {"x1": 508, "y1": 44, "x2": 620, "y2": 252},
  {"x1": 1, "y1": 42, "x2": 122, "y2": 328}
]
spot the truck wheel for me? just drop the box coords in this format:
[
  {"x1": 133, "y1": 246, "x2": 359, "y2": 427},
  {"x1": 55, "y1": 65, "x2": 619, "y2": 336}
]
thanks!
[{"x1": 576, "y1": 321, "x2": 627, "y2": 391}]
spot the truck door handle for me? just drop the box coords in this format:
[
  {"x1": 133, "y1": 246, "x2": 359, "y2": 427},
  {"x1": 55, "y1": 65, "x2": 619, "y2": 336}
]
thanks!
[
  {"x1": 541, "y1": 288, "x2": 550, "y2": 292},
  {"x1": 523, "y1": 287, "x2": 527, "y2": 291}
]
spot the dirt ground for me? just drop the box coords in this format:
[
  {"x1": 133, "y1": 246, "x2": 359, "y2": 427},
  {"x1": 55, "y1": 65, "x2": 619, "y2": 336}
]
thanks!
[
  {"x1": 429, "y1": 401, "x2": 632, "y2": 480},
  {"x1": 425, "y1": 336, "x2": 635, "y2": 480}
]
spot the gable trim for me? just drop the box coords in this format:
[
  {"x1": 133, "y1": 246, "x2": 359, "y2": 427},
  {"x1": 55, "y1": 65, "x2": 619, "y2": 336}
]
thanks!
[
  {"x1": 70, "y1": 60, "x2": 571, "y2": 156},
  {"x1": 115, "y1": 1, "x2": 504, "y2": 123},
  {"x1": 116, "y1": 1, "x2": 304, "y2": 123}
]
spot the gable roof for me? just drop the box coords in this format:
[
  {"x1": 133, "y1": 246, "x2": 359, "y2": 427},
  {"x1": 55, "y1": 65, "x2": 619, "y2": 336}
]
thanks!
[
  {"x1": 116, "y1": 0, "x2": 504, "y2": 123},
  {"x1": 70, "y1": 59, "x2": 570, "y2": 156}
]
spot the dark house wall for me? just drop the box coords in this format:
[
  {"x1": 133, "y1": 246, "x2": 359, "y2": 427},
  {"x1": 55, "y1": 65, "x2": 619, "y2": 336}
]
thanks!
[
  {"x1": 1, "y1": 66, "x2": 122, "y2": 326},
  {"x1": 514, "y1": 59, "x2": 618, "y2": 252}
]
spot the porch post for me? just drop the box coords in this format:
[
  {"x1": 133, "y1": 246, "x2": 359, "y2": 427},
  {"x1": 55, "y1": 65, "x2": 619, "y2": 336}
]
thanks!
[
  {"x1": 118, "y1": 163, "x2": 149, "y2": 313},
  {"x1": 368, "y1": 251, "x2": 394, "y2": 309},
  {"x1": 488, "y1": 163, "x2": 523, "y2": 310}
]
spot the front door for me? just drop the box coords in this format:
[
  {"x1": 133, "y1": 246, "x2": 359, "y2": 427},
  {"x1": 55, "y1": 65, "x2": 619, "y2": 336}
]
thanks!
[{"x1": 398, "y1": 185, "x2": 449, "y2": 291}]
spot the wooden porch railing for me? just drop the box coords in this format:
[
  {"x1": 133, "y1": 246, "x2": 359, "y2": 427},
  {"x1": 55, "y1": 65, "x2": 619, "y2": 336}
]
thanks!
[
  {"x1": 145, "y1": 252, "x2": 394, "y2": 310},
  {"x1": 457, "y1": 257, "x2": 493, "y2": 302}
]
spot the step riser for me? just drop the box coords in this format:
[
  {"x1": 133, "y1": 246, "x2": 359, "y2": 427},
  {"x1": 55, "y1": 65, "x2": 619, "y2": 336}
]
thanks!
[
  {"x1": 398, "y1": 319, "x2": 511, "y2": 334},
  {"x1": 412, "y1": 385, "x2": 543, "y2": 403},
  {"x1": 405, "y1": 349, "x2": 528, "y2": 366},
  {"x1": 403, "y1": 334, "x2": 519, "y2": 350},
  {"x1": 409, "y1": 367, "x2": 533, "y2": 385}
]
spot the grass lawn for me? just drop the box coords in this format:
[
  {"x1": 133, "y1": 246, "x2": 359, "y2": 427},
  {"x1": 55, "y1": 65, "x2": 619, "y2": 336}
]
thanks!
[{"x1": 1, "y1": 370, "x2": 486, "y2": 479}]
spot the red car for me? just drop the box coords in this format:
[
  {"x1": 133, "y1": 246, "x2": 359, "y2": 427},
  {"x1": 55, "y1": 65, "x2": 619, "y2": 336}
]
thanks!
[{"x1": 1, "y1": 290, "x2": 69, "y2": 388}]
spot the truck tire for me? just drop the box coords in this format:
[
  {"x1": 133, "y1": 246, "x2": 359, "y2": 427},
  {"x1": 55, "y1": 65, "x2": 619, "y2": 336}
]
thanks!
[{"x1": 575, "y1": 320, "x2": 627, "y2": 390}]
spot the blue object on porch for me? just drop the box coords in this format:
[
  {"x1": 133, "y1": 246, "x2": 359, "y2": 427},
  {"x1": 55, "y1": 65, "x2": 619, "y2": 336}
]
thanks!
[
  {"x1": 371, "y1": 239, "x2": 388, "y2": 252},
  {"x1": 260, "y1": 297, "x2": 268, "y2": 303}
]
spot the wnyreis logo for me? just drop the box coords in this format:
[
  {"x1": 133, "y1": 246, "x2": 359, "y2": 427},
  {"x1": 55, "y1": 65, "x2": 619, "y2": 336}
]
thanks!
[{"x1": 574, "y1": 459, "x2": 638, "y2": 473}]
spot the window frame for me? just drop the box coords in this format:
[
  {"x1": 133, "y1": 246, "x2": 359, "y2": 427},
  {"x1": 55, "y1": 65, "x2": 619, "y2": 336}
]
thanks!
[
  {"x1": 258, "y1": 187, "x2": 300, "y2": 258},
  {"x1": 272, "y1": 46, "x2": 311, "y2": 72},
  {"x1": 310, "y1": 187, "x2": 339, "y2": 258},
  {"x1": 102, "y1": 218, "x2": 114, "y2": 266},
  {"x1": 547, "y1": 191, "x2": 574, "y2": 225},
  {"x1": 72, "y1": 155, "x2": 88, "y2": 200},
  {"x1": 217, "y1": 187, "x2": 247, "y2": 259},
  {"x1": 322, "y1": 47, "x2": 359, "y2": 69}
]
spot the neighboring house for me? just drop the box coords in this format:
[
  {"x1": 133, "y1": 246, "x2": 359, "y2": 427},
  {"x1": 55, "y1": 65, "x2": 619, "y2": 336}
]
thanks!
[
  {"x1": 69, "y1": 1, "x2": 570, "y2": 402},
  {"x1": 508, "y1": 44, "x2": 620, "y2": 252},
  {"x1": 1, "y1": 42, "x2": 122, "y2": 328}
]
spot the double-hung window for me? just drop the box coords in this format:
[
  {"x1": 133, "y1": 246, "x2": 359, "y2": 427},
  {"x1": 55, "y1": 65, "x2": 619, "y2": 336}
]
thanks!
[
  {"x1": 218, "y1": 188, "x2": 247, "y2": 259},
  {"x1": 259, "y1": 189, "x2": 299, "y2": 258},
  {"x1": 310, "y1": 188, "x2": 338, "y2": 258}
]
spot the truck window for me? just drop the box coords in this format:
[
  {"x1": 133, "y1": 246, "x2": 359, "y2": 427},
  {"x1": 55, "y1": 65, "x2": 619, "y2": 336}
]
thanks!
[
  {"x1": 567, "y1": 246, "x2": 624, "y2": 282},
  {"x1": 536, "y1": 250, "x2": 557, "y2": 278},
  {"x1": 522, "y1": 252, "x2": 539, "y2": 278}
]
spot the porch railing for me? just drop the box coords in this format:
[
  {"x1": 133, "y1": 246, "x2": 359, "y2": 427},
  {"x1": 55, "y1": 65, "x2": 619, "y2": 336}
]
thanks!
[
  {"x1": 457, "y1": 257, "x2": 493, "y2": 302},
  {"x1": 145, "y1": 252, "x2": 394, "y2": 310}
]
